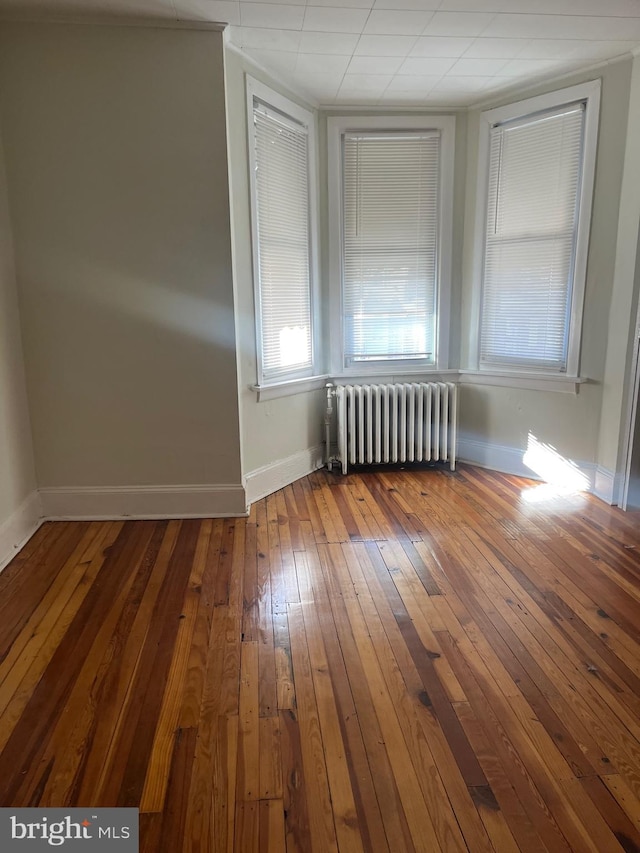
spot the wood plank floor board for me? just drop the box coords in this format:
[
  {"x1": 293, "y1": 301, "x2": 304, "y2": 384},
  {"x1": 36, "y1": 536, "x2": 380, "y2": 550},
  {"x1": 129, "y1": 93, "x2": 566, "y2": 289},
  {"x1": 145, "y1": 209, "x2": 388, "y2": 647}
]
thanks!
[
  {"x1": 279, "y1": 708, "x2": 311, "y2": 852},
  {"x1": 409, "y1": 503, "x2": 627, "y2": 776},
  {"x1": 322, "y1": 543, "x2": 416, "y2": 853},
  {"x1": 285, "y1": 601, "x2": 339, "y2": 853},
  {"x1": 0, "y1": 522, "x2": 122, "y2": 740},
  {"x1": 0, "y1": 522, "x2": 99, "y2": 657},
  {"x1": 602, "y1": 774, "x2": 640, "y2": 838},
  {"x1": 469, "y1": 528, "x2": 640, "y2": 703},
  {"x1": 0, "y1": 520, "x2": 162, "y2": 805},
  {"x1": 178, "y1": 519, "x2": 223, "y2": 730},
  {"x1": 141, "y1": 521, "x2": 213, "y2": 812},
  {"x1": 344, "y1": 543, "x2": 483, "y2": 853},
  {"x1": 453, "y1": 700, "x2": 544, "y2": 853},
  {"x1": 83, "y1": 521, "x2": 182, "y2": 806},
  {"x1": 1, "y1": 465, "x2": 640, "y2": 851},
  {"x1": 330, "y1": 552, "x2": 444, "y2": 853},
  {"x1": 438, "y1": 629, "x2": 577, "y2": 853},
  {"x1": 181, "y1": 603, "x2": 229, "y2": 853},
  {"x1": 40, "y1": 521, "x2": 175, "y2": 808},
  {"x1": 450, "y1": 528, "x2": 640, "y2": 739},
  {"x1": 298, "y1": 538, "x2": 388, "y2": 852},
  {"x1": 579, "y1": 775, "x2": 640, "y2": 852}
]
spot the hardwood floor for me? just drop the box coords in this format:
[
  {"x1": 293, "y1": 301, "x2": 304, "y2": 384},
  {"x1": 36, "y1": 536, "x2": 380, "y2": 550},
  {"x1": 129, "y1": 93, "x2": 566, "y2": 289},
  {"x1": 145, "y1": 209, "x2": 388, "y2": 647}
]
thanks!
[{"x1": 1, "y1": 465, "x2": 640, "y2": 851}]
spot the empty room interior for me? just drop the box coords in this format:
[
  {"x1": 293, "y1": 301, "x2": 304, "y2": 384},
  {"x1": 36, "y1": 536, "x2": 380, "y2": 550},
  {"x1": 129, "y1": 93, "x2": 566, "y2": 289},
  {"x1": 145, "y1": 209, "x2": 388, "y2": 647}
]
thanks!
[{"x1": 1, "y1": 0, "x2": 640, "y2": 849}]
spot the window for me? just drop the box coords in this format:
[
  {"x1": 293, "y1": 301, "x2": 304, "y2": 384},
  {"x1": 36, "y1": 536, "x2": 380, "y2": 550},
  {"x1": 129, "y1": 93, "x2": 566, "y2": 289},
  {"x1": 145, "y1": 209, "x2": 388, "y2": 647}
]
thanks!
[
  {"x1": 247, "y1": 79, "x2": 318, "y2": 385},
  {"x1": 474, "y1": 81, "x2": 600, "y2": 376},
  {"x1": 328, "y1": 116, "x2": 455, "y2": 375}
]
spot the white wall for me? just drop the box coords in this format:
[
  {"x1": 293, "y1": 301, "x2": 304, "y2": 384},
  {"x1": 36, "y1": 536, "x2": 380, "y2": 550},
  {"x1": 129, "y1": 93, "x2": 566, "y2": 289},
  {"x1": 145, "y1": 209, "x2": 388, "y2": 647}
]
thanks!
[
  {"x1": 0, "y1": 22, "x2": 245, "y2": 515},
  {"x1": 0, "y1": 118, "x2": 39, "y2": 563},
  {"x1": 459, "y1": 58, "x2": 633, "y2": 497},
  {"x1": 224, "y1": 46, "x2": 326, "y2": 497},
  {"x1": 598, "y1": 54, "x2": 640, "y2": 490}
]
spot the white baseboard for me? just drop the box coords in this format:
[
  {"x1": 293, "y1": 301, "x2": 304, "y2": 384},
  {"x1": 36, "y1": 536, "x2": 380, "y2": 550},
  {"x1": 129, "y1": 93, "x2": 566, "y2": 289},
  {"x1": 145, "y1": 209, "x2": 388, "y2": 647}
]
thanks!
[
  {"x1": 457, "y1": 437, "x2": 532, "y2": 479},
  {"x1": 593, "y1": 466, "x2": 621, "y2": 505},
  {"x1": 458, "y1": 436, "x2": 618, "y2": 504},
  {"x1": 0, "y1": 491, "x2": 43, "y2": 572},
  {"x1": 0, "y1": 440, "x2": 620, "y2": 570},
  {"x1": 245, "y1": 444, "x2": 325, "y2": 505},
  {"x1": 39, "y1": 483, "x2": 248, "y2": 520}
]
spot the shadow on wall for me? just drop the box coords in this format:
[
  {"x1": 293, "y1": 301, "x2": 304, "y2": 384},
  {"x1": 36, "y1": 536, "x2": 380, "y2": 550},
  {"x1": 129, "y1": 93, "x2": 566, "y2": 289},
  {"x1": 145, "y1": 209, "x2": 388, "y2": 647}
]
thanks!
[{"x1": 65, "y1": 260, "x2": 238, "y2": 349}]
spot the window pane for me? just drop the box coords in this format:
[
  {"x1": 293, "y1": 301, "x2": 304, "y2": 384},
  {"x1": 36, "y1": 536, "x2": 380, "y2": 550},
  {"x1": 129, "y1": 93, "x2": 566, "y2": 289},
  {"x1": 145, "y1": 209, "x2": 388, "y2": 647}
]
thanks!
[
  {"x1": 342, "y1": 132, "x2": 440, "y2": 364},
  {"x1": 480, "y1": 104, "x2": 585, "y2": 370},
  {"x1": 253, "y1": 104, "x2": 312, "y2": 379}
]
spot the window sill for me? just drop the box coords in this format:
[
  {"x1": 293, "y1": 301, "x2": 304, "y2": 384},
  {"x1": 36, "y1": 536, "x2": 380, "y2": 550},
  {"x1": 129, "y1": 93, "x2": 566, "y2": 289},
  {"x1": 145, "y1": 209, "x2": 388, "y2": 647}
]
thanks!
[
  {"x1": 251, "y1": 369, "x2": 588, "y2": 399},
  {"x1": 250, "y1": 374, "x2": 330, "y2": 402},
  {"x1": 458, "y1": 370, "x2": 588, "y2": 394},
  {"x1": 330, "y1": 368, "x2": 459, "y2": 384}
]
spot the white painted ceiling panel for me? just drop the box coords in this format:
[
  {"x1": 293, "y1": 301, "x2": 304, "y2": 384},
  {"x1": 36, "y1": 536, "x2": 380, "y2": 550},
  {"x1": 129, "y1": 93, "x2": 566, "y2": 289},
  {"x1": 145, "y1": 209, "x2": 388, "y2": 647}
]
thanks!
[
  {"x1": 422, "y1": 11, "x2": 496, "y2": 36},
  {"x1": 397, "y1": 55, "x2": 458, "y2": 74},
  {"x1": 347, "y1": 54, "x2": 405, "y2": 72},
  {"x1": 353, "y1": 33, "x2": 417, "y2": 54},
  {"x1": 296, "y1": 51, "x2": 351, "y2": 72},
  {"x1": 239, "y1": 4, "x2": 304, "y2": 29},
  {"x1": 302, "y1": 6, "x2": 370, "y2": 32},
  {"x1": 299, "y1": 30, "x2": 360, "y2": 52},
  {"x1": 231, "y1": 25, "x2": 301, "y2": 50},
  {"x1": 244, "y1": 45, "x2": 298, "y2": 70},
  {"x1": 363, "y1": 9, "x2": 435, "y2": 34},
  {"x1": 410, "y1": 36, "x2": 473, "y2": 56},
  {"x1": 384, "y1": 72, "x2": 441, "y2": 90}
]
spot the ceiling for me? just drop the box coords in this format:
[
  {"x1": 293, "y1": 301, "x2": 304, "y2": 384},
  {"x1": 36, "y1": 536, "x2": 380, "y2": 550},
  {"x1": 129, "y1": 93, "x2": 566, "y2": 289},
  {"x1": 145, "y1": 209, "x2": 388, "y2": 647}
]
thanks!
[{"x1": 1, "y1": 0, "x2": 640, "y2": 107}]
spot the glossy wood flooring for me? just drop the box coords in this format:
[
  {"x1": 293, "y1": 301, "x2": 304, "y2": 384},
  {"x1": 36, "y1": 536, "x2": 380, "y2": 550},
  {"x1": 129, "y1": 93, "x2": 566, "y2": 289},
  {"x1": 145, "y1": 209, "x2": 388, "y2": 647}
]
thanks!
[{"x1": 1, "y1": 465, "x2": 640, "y2": 851}]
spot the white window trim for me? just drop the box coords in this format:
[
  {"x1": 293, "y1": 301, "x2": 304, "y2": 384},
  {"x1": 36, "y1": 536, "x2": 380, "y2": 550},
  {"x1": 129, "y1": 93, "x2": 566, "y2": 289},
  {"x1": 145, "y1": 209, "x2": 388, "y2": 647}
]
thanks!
[
  {"x1": 470, "y1": 80, "x2": 601, "y2": 379},
  {"x1": 458, "y1": 369, "x2": 586, "y2": 394},
  {"x1": 246, "y1": 76, "x2": 320, "y2": 388},
  {"x1": 327, "y1": 114, "x2": 455, "y2": 378},
  {"x1": 249, "y1": 373, "x2": 330, "y2": 402}
]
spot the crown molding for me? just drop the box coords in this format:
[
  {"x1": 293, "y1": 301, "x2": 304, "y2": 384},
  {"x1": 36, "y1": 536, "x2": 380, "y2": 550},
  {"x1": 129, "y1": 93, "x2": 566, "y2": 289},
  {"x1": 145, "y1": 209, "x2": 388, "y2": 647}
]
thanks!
[{"x1": 0, "y1": 11, "x2": 226, "y2": 31}]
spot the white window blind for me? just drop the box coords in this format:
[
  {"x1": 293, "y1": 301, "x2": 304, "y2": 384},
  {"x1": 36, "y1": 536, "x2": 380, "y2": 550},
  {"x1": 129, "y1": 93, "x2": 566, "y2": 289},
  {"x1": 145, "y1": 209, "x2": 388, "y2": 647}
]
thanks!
[
  {"x1": 480, "y1": 103, "x2": 585, "y2": 371},
  {"x1": 253, "y1": 101, "x2": 313, "y2": 381},
  {"x1": 342, "y1": 131, "x2": 440, "y2": 365}
]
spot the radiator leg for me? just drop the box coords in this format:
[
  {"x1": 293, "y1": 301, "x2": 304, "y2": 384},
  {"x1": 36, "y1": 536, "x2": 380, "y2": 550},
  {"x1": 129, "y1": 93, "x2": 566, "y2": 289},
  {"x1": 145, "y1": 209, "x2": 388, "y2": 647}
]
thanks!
[
  {"x1": 325, "y1": 383, "x2": 334, "y2": 471},
  {"x1": 450, "y1": 383, "x2": 458, "y2": 472}
]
